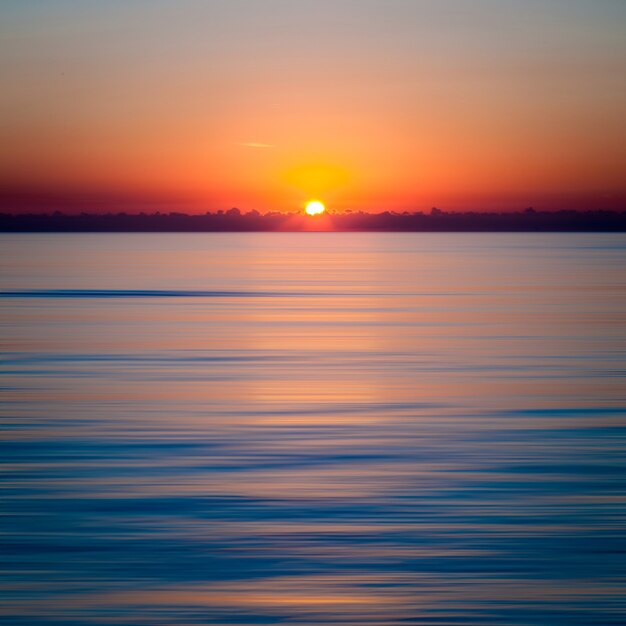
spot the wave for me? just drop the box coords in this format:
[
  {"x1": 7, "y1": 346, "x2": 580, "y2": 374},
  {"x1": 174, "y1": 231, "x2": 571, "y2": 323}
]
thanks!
[{"x1": 0, "y1": 288, "x2": 317, "y2": 299}]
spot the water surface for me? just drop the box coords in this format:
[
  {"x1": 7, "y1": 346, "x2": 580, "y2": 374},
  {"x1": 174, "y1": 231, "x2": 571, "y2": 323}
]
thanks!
[{"x1": 1, "y1": 233, "x2": 625, "y2": 625}]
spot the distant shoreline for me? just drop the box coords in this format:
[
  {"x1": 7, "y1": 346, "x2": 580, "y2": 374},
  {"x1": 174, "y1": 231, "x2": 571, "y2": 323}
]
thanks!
[{"x1": 1, "y1": 210, "x2": 625, "y2": 232}]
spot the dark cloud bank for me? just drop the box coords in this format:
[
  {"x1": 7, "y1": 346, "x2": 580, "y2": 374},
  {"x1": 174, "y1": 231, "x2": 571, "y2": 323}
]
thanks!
[{"x1": 1, "y1": 208, "x2": 626, "y2": 232}]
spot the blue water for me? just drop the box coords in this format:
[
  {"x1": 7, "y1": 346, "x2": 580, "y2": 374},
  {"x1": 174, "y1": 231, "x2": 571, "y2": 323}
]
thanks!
[{"x1": 1, "y1": 233, "x2": 625, "y2": 625}]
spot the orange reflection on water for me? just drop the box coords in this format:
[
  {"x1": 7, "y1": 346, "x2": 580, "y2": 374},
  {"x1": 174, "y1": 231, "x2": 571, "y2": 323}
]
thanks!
[{"x1": 1, "y1": 233, "x2": 625, "y2": 625}]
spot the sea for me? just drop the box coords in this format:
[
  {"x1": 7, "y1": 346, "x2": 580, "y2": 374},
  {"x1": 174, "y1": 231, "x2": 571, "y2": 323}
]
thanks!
[{"x1": 1, "y1": 232, "x2": 625, "y2": 625}]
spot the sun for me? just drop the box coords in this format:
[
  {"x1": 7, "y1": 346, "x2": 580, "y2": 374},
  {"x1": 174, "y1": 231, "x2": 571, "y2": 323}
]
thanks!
[{"x1": 305, "y1": 200, "x2": 326, "y2": 216}]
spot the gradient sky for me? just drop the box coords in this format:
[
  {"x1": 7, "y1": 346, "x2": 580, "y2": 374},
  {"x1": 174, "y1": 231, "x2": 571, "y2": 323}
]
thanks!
[{"x1": 1, "y1": 0, "x2": 625, "y2": 213}]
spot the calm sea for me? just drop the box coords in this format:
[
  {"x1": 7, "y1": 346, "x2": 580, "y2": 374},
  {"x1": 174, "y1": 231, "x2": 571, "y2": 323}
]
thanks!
[{"x1": 1, "y1": 233, "x2": 625, "y2": 625}]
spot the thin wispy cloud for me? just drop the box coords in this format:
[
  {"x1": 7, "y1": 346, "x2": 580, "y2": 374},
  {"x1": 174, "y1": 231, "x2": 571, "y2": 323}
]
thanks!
[{"x1": 237, "y1": 142, "x2": 275, "y2": 149}]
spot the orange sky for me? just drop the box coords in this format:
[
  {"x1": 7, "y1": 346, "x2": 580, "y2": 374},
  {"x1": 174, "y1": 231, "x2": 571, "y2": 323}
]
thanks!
[{"x1": 1, "y1": 0, "x2": 626, "y2": 213}]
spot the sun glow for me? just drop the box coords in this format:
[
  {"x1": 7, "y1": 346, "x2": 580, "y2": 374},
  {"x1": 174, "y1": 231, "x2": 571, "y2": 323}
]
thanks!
[{"x1": 305, "y1": 200, "x2": 326, "y2": 216}]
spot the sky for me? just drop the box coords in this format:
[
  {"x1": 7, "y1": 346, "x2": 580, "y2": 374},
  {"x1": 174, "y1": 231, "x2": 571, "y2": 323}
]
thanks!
[{"x1": 1, "y1": 0, "x2": 625, "y2": 213}]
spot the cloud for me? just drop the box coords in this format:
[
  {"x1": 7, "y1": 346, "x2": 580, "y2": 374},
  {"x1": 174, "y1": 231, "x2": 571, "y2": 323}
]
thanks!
[{"x1": 237, "y1": 142, "x2": 275, "y2": 149}]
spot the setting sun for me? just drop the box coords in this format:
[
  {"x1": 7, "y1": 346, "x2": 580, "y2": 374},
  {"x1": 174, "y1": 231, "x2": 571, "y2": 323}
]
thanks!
[{"x1": 305, "y1": 200, "x2": 326, "y2": 216}]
